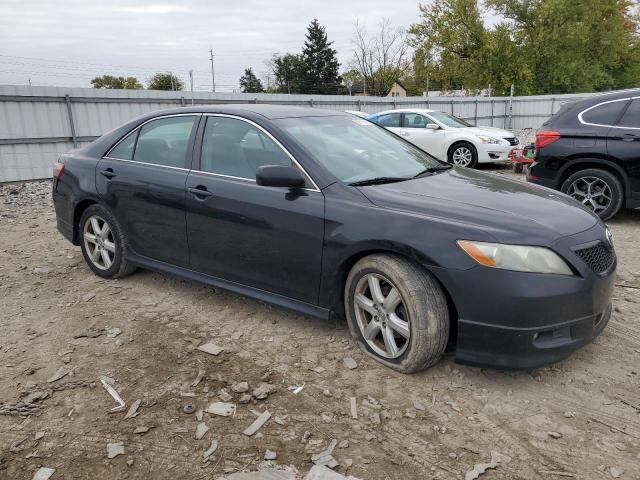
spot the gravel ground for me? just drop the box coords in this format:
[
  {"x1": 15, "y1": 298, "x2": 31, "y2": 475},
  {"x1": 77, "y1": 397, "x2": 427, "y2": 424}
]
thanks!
[{"x1": 1, "y1": 167, "x2": 639, "y2": 480}]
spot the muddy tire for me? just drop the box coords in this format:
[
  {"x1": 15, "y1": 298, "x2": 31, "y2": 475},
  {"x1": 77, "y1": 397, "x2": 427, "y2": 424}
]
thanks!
[{"x1": 560, "y1": 168, "x2": 623, "y2": 221}]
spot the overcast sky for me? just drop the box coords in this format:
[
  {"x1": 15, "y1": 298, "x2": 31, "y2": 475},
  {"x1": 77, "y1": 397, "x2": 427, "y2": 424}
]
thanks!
[{"x1": 0, "y1": 0, "x2": 426, "y2": 91}]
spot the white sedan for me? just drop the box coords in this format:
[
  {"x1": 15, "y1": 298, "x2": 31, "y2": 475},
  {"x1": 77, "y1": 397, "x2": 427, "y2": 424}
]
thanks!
[{"x1": 367, "y1": 109, "x2": 518, "y2": 168}]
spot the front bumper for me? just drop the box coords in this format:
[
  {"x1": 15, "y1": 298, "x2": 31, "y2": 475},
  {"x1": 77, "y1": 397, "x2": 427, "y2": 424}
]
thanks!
[
  {"x1": 477, "y1": 143, "x2": 514, "y2": 163},
  {"x1": 431, "y1": 224, "x2": 616, "y2": 369}
]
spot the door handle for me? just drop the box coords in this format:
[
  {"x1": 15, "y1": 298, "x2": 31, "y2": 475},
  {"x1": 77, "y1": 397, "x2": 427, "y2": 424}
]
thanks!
[
  {"x1": 100, "y1": 168, "x2": 116, "y2": 179},
  {"x1": 188, "y1": 186, "x2": 213, "y2": 199}
]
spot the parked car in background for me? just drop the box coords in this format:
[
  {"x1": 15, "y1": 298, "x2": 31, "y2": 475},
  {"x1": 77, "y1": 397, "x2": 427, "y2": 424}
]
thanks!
[
  {"x1": 367, "y1": 109, "x2": 518, "y2": 168},
  {"x1": 527, "y1": 89, "x2": 640, "y2": 220},
  {"x1": 53, "y1": 106, "x2": 614, "y2": 373},
  {"x1": 344, "y1": 110, "x2": 370, "y2": 118}
]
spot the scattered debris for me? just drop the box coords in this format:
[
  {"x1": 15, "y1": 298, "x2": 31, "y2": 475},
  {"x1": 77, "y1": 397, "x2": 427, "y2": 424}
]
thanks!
[
  {"x1": 231, "y1": 381, "x2": 249, "y2": 393},
  {"x1": 311, "y1": 366, "x2": 326, "y2": 374},
  {"x1": 464, "y1": 451, "x2": 511, "y2": 480},
  {"x1": 312, "y1": 439, "x2": 339, "y2": 469},
  {"x1": 288, "y1": 384, "x2": 304, "y2": 395},
  {"x1": 196, "y1": 409, "x2": 204, "y2": 420},
  {"x1": 106, "y1": 327, "x2": 122, "y2": 338},
  {"x1": 73, "y1": 326, "x2": 106, "y2": 339},
  {"x1": 203, "y1": 439, "x2": 219, "y2": 461},
  {"x1": 34, "y1": 431, "x2": 45, "y2": 441},
  {"x1": 548, "y1": 431, "x2": 563, "y2": 439},
  {"x1": 107, "y1": 442, "x2": 125, "y2": 459},
  {"x1": 243, "y1": 410, "x2": 271, "y2": 436},
  {"x1": 349, "y1": 398, "x2": 357, "y2": 419},
  {"x1": 33, "y1": 266, "x2": 49, "y2": 274},
  {"x1": 206, "y1": 402, "x2": 236, "y2": 417},
  {"x1": 124, "y1": 399, "x2": 141, "y2": 419},
  {"x1": 195, "y1": 422, "x2": 209, "y2": 440},
  {"x1": 446, "y1": 401, "x2": 461, "y2": 412},
  {"x1": 100, "y1": 376, "x2": 126, "y2": 412},
  {"x1": 183, "y1": 403, "x2": 196, "y2": 414},
  {"x1": 413, "y1": 400, "x2": 426, "y2": 411},
  {"x1": 338, "y1": 440, "x2": 349, "y2": 449},
  {"x1": 253, "y1": 382, "x2": 277, "y2": 400},
  {"x1": 134, "y1": 425, "x2": 152, "y2": 434},
  {"x1": 191, "y1": 368, "x2": 205, "y2": 387},
  {"x1": 369, "y1": 412, "x2": 381, "y2": 425},
  {"x1": 610, "y1": 467, "x2": 625, "y2": 478},
  {"x1": 32, "y1": 467, "x2": 55, "y2": 480},
  {"x1": 274, "y1": 415, "x2": 287, "y2": 425},
  {"x1": 264, "y1": 449, "x2": 277, "y2": 460},
  {"x1": 239, "y1": 394, "x2": 252, "y2": 404},
  {"x1": 82, "y1": 292, "x2": 96, "y2": 302},
  {"x1": 343, "y1": 357, "x2": 358, "y2": 370},
  {"x1": 219, "y1": 389, "x2": 233, "y2": 402},
  {"x1": 197, "y1": 342, "x2": 224, "y2": 355},
  {"x1": 306, "y1": 465, "x2": 360, "y2": 479},
  {"x1": 47, "y1": 367, "x2": 70, "y2": 383}
]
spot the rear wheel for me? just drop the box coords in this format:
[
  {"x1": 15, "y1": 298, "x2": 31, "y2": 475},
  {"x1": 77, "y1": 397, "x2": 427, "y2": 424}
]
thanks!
[
  {"x1": 561, "y1": 168, "x2": 623, "y2": 221},
  {"x1": 79, "y1": 204, "x2": 136, "y2": 279},
  {"x1": 448, "y1": 142, "x2": 478, "y2": 168},
  {"x1": 344, "y1": 254, "x2": 449, "y2": 373}
]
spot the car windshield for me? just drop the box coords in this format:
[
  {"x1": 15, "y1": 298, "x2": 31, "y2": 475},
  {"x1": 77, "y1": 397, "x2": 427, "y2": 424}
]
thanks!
[
  {"x1": 428, "y1": 111, "x2": 473, "y2": 128},
  {"x1": 273, "y1": 116, "x2": 446, "y2": 184}
]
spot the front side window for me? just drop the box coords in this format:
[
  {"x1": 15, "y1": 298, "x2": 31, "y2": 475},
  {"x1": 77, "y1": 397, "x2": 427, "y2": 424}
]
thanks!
[
  {"x1": 200, "y1": 116, "x2": 292, "y2": 180},
  {"x1": 274, "y1": 115, "x2": 444, "y2": 184},
  {"x1": 617, "y1": 99, "x2": 640, "y2": 128},
  {"x1": 581, "y1": 100, "x2": 627, "y2": 126},
  {"x1": 376, "y1": 113, "x2": 401, "y2": 128},
  {"x1": 427, "y1": 111, "x2": 472, "y2": 128},
  {"x1": 132, "y1": 116, "x2": 197, "y2": 168},
  {"x1": 404, "y1": 113, "x2": 427, "y2": 128}
]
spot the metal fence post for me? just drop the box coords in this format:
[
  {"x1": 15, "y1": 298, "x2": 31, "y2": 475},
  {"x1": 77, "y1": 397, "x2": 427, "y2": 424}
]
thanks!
[
  {"x1": 180, "y1": 96, "x2": 185, "y2": 106},
  {"x1": 474, "y1": 99, "x2": 478, "y2": 125},
  {"x1": 309, "y1": 98, "x2": 314, "y2": 108},
  {"x1": 64, "y1": 94, "x2": 78, "y2": 148},
  {"x1": 551, "y1": 97, "x2": 556, "y2": 115},
  {"x1": 490, "y1": 100, "x2": 494, "y2": 127},
  {"x1": 450, "y1": 100, "x2": 454, "y2": 115},
  {"x1": 357, "y1": 99, "x2": 362, "y2": 111}
]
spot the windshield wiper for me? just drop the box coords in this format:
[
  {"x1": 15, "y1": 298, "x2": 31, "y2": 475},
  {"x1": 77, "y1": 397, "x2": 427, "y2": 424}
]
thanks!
[
  {"x1": 349, "y1": 176, "x2": 409, "y2": 187},
  {"x1": 412, "y1": 165, "x2": 453, "y2": 178}
]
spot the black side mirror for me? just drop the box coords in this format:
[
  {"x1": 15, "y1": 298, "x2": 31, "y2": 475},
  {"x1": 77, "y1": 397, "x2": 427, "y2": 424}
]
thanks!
[{"x1": 256, "y1": 165, "x2": 306, "y2": 188}]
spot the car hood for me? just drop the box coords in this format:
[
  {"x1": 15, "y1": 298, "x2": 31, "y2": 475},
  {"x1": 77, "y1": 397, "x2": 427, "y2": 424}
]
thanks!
[
  {"x1": 462, "y1": 126, "x2": 515, "y2": 138},
  {"x1": 357, "y1": 168, "x2": 599, "y2": 245}
]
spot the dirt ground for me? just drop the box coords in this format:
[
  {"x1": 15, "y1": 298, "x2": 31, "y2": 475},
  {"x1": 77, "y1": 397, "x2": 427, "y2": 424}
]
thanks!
[{"x1": 1, "y1": 165, "x2": 639, "y2": 480}]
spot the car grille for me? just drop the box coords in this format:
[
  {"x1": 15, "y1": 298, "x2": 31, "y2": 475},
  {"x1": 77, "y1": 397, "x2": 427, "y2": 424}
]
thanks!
[
  {"x1": 574, "y1": 243, "x2": 615, "y2": 274},
  {"x1": 503, "y1": 137, "x2": 519, "y2": 146}
]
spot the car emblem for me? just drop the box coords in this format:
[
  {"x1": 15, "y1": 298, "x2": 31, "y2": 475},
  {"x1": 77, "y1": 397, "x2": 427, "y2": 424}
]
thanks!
[{"x1": 605, "y1": 228, "x2": 614, "y2": 247}]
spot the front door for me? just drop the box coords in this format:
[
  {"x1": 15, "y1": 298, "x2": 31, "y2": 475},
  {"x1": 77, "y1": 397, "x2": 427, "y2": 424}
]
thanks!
[
  {"x1": 96, "y1": 114, "x2": 199, "y2": 266},
  {"x1": 402, "y1": 112, "x2": 446, "y2": 159},
  {"x1": 185, "y1": 115, "x2": 325, "y2": 305},
  {"x1": 607, "y1": 98, "x2": 640, "y2": 198}
]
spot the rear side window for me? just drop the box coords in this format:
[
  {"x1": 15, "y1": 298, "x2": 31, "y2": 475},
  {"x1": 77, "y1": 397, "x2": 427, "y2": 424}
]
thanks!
[
  {"x1": 109, "y1": 130, "x2": 138, "y2": 160},
  {"x1": 133, "y1": 116, "x2": 197, "y2": 168},
  {"x1": 404, "y1": 113, "x2": 427, "y2": 128},
  {"x1": 617, "y1": 99, "x2": 640, "y2": 128},
  {"x1": 200, "y1": 116, "x2": 292, "y2": 180},
  {"x1": 376, "y1": 113, "x2": 401, "y2": 128},
  {"x1": 581, "y1": 100, "x2": 627, "y2": 126}
]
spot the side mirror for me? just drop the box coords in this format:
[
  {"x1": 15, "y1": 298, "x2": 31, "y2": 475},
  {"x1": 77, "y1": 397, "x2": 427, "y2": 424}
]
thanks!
[
  {"x1": 426, "y1": 123, "x2": 440, "y2": 130},
  {"x1": 256, "y1": 165, "x2": 306, "y2": 188}
]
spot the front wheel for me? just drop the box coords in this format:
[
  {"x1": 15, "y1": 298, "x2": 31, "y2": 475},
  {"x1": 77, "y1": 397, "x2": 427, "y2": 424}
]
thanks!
[
  {"x1": 448, "y1": 142, "x2": 478, "y2": 168},
  {"x1": 344, "y1": 254, "x2": 449, "y2": 373},
  {"x1": 560, "y1": 168, "x2": 623, "y2": 221}
]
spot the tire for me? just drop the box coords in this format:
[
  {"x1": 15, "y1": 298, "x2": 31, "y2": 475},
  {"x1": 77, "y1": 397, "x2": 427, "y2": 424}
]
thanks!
[
  {"x1": 448, "y1": 142, "x2": 478, "y2": 168},
  {"x1": 344, "y1": 254, "x2": 449, "y2": 373},
  {"x1": 560, "y1": 168, "x2": 623, "y2": 221},
  {"x1": 79, "y1": 204, "x2": 136, "y2": 279}
]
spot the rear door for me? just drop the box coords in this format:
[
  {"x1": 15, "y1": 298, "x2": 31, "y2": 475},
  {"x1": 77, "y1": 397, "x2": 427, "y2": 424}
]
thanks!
[
  {"x1": 185, "y1": 114, "x2": 325, "y2": 304},
  {"x1": 96, "y1": 114, "x2": 199, "y2": 267},
  {"x1": 608, "y1": 98, "x2": 640, "y2": 197}
]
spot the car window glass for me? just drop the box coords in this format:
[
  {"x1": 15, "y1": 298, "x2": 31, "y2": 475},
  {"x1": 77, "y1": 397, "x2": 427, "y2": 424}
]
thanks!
[
  {"x1": 133, "y1": 116, "x2": 197, "y2": 168},
  {"x1": 200, "y1": 117, "x2": 292, "y2": 180},
  {"x1": 427, "y1": 111, "x2": 472, "y2": 128},
  {"x1": 108, "y1": 130, "x2": 138, "y2": 160},
  {"x1": 377, "y1": 113, "x2": 401, "y2": 128},
  {"x1": 617, "y1": 99, "x2": 640, "y2": 128},
  {"x1": 582, "y1": 100, "x2": 627, "y2": 126},
  {"x1": 404, "y1": 113, "x2": 427, "y2": 128}
]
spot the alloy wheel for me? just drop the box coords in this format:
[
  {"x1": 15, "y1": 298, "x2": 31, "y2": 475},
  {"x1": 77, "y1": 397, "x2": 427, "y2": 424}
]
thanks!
[
  {"x1": 566, "y1": 176, "x2": 612, "y2": 214},
  {"x1": 452, "y1": 147, "x2": 473, "y2": 167},
  {"x1": 83, "y1": 215, "x2": 116, "y2": 270},
  {"x1": 353, "y1": 273, "x2": 411, "y2": 359}
]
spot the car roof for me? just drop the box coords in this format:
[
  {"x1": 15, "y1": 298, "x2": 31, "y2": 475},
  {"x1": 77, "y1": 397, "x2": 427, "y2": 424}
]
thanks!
[
  {"x1": 372, "y1": 108, "x2": 436, "y2": 116},
  {"x1": 141, "y1": 104, "x2": 347, "y2": 120}
]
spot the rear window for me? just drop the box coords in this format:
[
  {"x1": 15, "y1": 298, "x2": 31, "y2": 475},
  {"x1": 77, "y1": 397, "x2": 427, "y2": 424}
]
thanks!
[{"x1": 581, "y1": 99, "x2": 628, "y2": 126}]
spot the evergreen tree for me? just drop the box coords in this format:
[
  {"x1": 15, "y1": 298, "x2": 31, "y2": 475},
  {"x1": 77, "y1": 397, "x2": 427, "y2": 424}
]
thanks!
[
  {"x1": 270, "y1": 53, "x2": 307, "y2": 93},
  {"x1": 301, "y1": 19, "x2": 342, "y2": 94},
  {"x1": 239, "y1": 68, "x2": 264, "y2": 93}
]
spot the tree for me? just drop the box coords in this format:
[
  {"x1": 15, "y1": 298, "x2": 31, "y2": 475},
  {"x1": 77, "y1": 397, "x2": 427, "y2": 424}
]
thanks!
[
  {"x1": 351, "y1": 19, "x2": 410, "y2": 96},
  {"x1": 342, "y1": 69, "x2": 363, "y2": 95},
  {"x1": 147, "y1": 72, "x2": 184, "y2": 91},
  {"x1": 91, "y1": 75, "x2": 142, "y2": 89},
  {"x1": 269, "y1": 53, "x2": 307, "y2": 93},
  {"x1": 239, "y1": 68, "x2": 264, "y2": 93},
  {"x1": 301, "y1": 19, "x2": 342, "y2": 94}
]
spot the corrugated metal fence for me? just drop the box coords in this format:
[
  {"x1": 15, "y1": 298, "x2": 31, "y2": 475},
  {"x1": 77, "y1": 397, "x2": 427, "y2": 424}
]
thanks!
[{"x1": 0, "y1": 85, "x2": 591, "y2": 182}]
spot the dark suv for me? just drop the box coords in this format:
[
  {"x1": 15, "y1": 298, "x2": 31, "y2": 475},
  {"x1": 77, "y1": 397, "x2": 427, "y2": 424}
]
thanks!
[{"x1": 527, "y1": 89, "x2": 640, "y2": 220}]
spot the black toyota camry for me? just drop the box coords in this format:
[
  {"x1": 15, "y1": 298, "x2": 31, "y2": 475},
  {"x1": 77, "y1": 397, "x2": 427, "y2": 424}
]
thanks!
[{"x1": 52, "y1": 105, "x2": 615, "y2": 372}]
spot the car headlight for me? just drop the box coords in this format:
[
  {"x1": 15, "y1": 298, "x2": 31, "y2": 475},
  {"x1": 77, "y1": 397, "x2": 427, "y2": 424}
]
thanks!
[
  {"x1": 476, "y1": 135, "x2": 502, "y2": 144},
  {"x1": 457, "y1": 240, "x2": 573, "y2": 275}
]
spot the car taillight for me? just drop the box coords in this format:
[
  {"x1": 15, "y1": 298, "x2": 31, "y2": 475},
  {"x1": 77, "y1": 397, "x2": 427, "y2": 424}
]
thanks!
[
  {"x1": 535, "y1": 131, "x2": 561, "y2": 149},
  {"x1": 53, "y1": 162, "x2": 65, "y2": 178}
]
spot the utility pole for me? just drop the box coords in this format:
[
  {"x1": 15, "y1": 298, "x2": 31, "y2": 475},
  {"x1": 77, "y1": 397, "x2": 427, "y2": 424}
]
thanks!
[
  {"x1": 189, "y1": 70, "x2": 194, "y2": 105},
  {"x1": 424, "y1": 49, "x2": 430, "y2": 97},
  {"x1": 209, "y1": 49, "x2": 215, "y2": 92},
  {"x1": 169, "y1": 71, "x2": 175, "y2": 91}
]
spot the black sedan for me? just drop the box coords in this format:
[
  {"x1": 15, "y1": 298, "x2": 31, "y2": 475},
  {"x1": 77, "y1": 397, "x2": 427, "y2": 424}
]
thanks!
[{"x1": 52, "y1": 106, "x2": 615, "y2": 372}]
